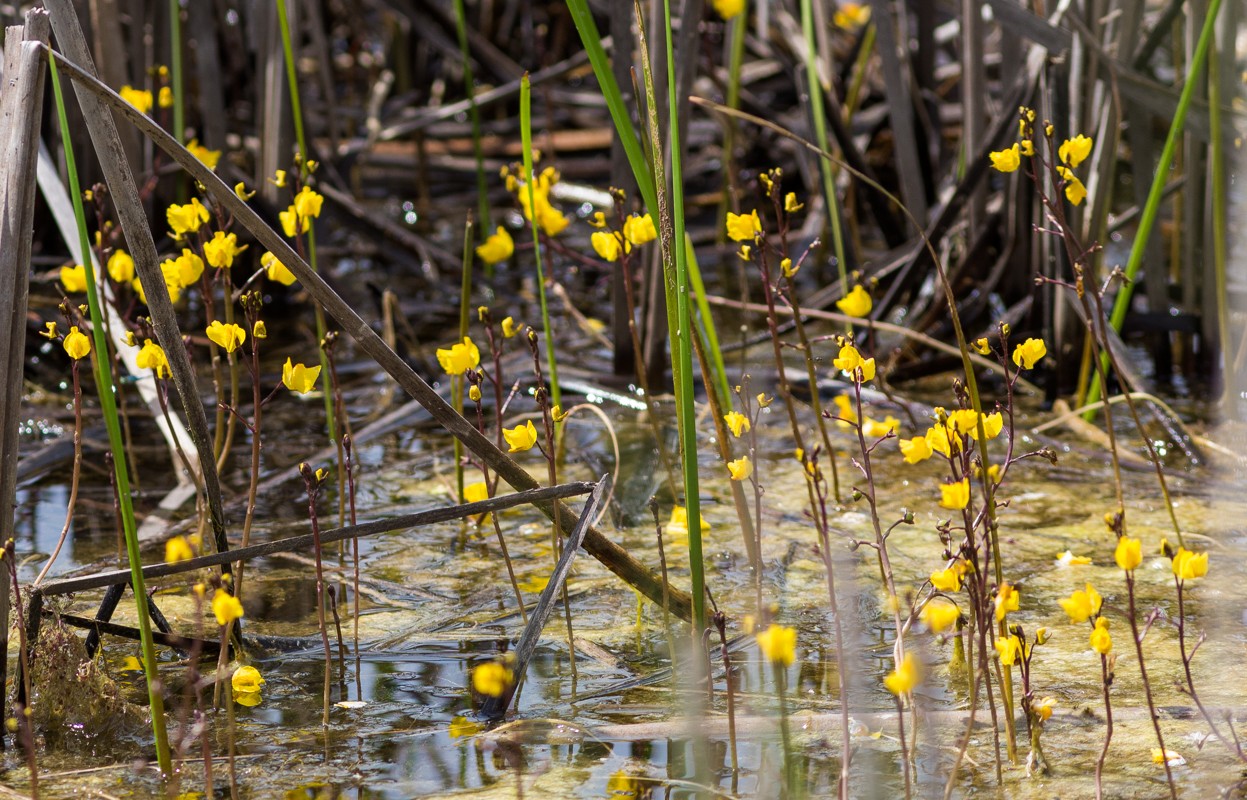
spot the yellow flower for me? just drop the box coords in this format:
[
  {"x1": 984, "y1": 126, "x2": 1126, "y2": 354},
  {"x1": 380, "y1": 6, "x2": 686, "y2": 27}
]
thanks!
[
  {"x1": 727, "y1": 456, "x2": 752, "y2": 481},
  {"x1": 711, "y1": 0, "x2": 744, "y2": 20},
  {"x1": 211, "y1": 590, "x2": 244, "y2": 626},
  {"x1": 282, "y1": 357, "x2": 321, "y2": 394},
  {"x1": 203, "y1": 231, "x2": 246, "y2": 269},
  {"x1": 1057, "y1": 166, "x2": 1087, "y2": 205},
  {"x1": 623, "y1": 214, "x2": 657, "y2": 245},
  {"x1": 989, "y1": 143, "x2": 1021, "y2": 173},
  {"x1": 755, "y1": 624, "x2": 797, "y2": 666},
  {"x1": 930, "y1": 565, "x2": 962, "y2": 593},
  {"x1": 1152, "y1": 748, "x2": 1185, "y2": 766},
  {"x1": 205, "y1": 321, "x2": 246, "y2": 354},
  {"x1": 271, "y1": 169, "x2": 288, "y2": 188},
  {"x1": 939, "y1": 478, "x2": 970, "y2": 510},
  {"x1": 464, "y1": 482, "x2": 489, "y2": 504},
  {"x1": 835, "y1": 284, "x2": 873, "y2": 318},
  {"x1": 724, "y1": 411, "x2": 750, "y2": 437},
  {"x1": 737, "y1": 245, "x2": 752, "y2": 261},
  {"x1": 63, "y1": 326, "x2": 90, "y2": 360},
  {"x1": 972, "y1": 337, "x2": 991, "y2": 355},
  {"x1": 588, "y1": 211, "x2": 607, "y2": 228},
  {"x1": 186, "y1": 139, "x2": 220, "y2": 170},
  {"x1": 261, "y1": 251, "x2": 297, "y2": 286},
  {"x1": 666, "y1": 506, "x2": 709, "y2": 539},
  {"x1": 1055, "y1": 550, "x2": 1092, "y2": 567},
  {"x1": 606, "y1": 769, "x2": 641, "y2": 798},
  {"x1": 279, "y1": 205, "x2": 303, "y2": 238},
  {"x1": 449, "y1": 715, "x2": 483, "y2": 739},
  {"x1": 231, "y1": 665, "x2": 265, "y2": 694},
  {"x1": 921, "y1": 601, "x2": 960, "y2": 633},
  {"x1": 293, "y1": 186, "x2": 325, "y2": 220},
  {"x1": 469, "y1": 384, "x2": 482, "y2": 403},
  {"x1": 899, "y1": 436, "x2": 932, "y2": 464},
  {"x1": 165, "y1": 535, "x2": 194, "y2": 563},
  {"x1": 157, "y1": 251, "x2": 200, "y2": 295},
  {"x1": 1172, "y1": 547, "x2": 1209, "y2": 581},
  {"x1": 884, "y1": 653, "x2": 919, "y2": 695},
  {"x1": 1058, "y1": 583, "x2": 1103, "y2": 624},
  {"x1": 1115, "y1": 536, "x2": 1142, "y2": 572},
  {"x1": 157, "y1": 86, "x2": 174, "y2": 108},
  {"x1": 1035, "y1": 696, "x2": 1057, "y2": 722},
  {"x1": 535, "y1": 203, "x2": 569, "y2": 236},
  {"x1": 107, "y1": 250, "x2": 135, "y2": 283},
  {"x1": 502, "y1": 317, "x2": 520, "y2": 338},
  {"x1": 862, "y1": 416, "x2": 898, "y2": 439},
  {"x1": 783, "y1": 192, "x2": 803, "y2": 213},
  {"x1": 472, "y1": 662, "x2": 514, "y2": 697},
  {"x1": 1059, "y1": 134, "x2": 1093, "y2": 168},
  {"x1": 234, "y1": 182, "x2": 256, "y2": 201},
  {"x1": 948, "y1": 409, "x2": 978, "y2": 434},
  {"x1": 503, "y1": 420, "x2": 538, "y2": 452},
  {"x1": 1090, "y1": 617, "x2": 1112, "y2": 654},
  {"x1": 136, "y1": 339, "x2": 171, "y2": 379},
  {"x1": 833, "y1": 345, "x2": 874, "y2": 381},
  {"x1": 925, "y1": 423, "x2": 958, "y2": 457},
  {"x1": 591, "y1": 230, "x2": 625, "y2": 262},
  {"x1": 166, "y1": 198, "x2": 210, "y2": 239},
  {"x1": 780, "y1": 257, "x2": 798, "y2": 278},
  {"x1": 475, "y1": 227, "x2": 514, "y2": 265},
  {"x1": 967, "y1": 411, "x2": 1004, "y2": 440},
  {"x1": 60, "y1": 264, "x2": 87, "y2": 293},
  {"x1": 436, "y1": 336, "x2": 481, "y2": 374},
  {"x1": 995, "y1": 582, "x2": 1020, "y2": 621},
  {"x1": 119, "y1": 85, "x2": 153, "y2": 114},
  {"x1": 252, "y1": 320, "x2": 267, "y2": 339},
  {"x1": 995, "y1": 634, "x2": 1023, "y2": 666},
  {"x1": 1011, "y1": 338, "x2": 1046, "y2": 369},
  {"x1": 1020, "y1": 139, "x2": 1035, "y2": 156},
  {"x1": 725, "y1": 209, "x2": 762, "y2": 242},
  {"x1": 834, "y1": 2, "x2": 871, "y2": 28}
]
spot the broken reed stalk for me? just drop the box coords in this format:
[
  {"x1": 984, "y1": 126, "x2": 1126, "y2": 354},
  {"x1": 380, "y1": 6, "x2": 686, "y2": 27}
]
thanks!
[
  {"x1": 0, "y1": 10, "x2": 51, "y2": 711},
  {"x1": 48, "y1": 51, "x2": 172, "y2": 776}
]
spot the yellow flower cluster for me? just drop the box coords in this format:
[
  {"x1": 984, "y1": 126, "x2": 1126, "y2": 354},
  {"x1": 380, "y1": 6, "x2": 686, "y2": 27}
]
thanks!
[
  {"x1": 832, "y1": 343, "x2": 875, "y2": 382},
  {"x1": 988, "y1": 108, "x2": 1092, "y2": 206},
  {"x1": 505, "y1": 164, "x2": 569, "y2": 237}
]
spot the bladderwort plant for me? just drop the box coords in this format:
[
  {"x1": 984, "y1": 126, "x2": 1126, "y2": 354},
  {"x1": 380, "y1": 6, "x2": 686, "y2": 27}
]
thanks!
[{"x1": 991, "y1": 104, "x2": 1226, "y2": 797}]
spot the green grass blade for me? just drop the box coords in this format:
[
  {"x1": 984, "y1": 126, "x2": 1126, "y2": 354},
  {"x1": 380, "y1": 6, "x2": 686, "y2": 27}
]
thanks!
[
  {"x1": 452, "y1": 0, "x2": 492, "y2": 259},
  {"x1": 564, "y1": 0, "x2": 659, "y2": 218},
  {"x1": 520, "y1": 74, "x2": 561, "y2": 411},
  {"x1": 1086, "y1": 0, "x2": 1223, "y2": 416},
  {"x1": 801, "y1": 0, "x2": 848, "y2": 298},
  {"x1": 49, "y1": 52, "x2": 172, "y2": 777}
]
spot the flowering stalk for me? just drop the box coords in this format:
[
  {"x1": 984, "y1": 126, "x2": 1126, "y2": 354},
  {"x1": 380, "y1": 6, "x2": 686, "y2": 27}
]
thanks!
[
  {"x1": 300, "y1": 463, "x2": 334, "y2": 726},
  {"x1": 34, "y1": 313, "x2": 86, "y2": 586},
  {"x1": 276, "y1": 0, "x2": 337, "y2": 445}
]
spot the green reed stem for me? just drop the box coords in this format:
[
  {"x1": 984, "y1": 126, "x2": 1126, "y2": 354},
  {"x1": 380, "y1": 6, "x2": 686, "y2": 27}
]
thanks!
[
  {"x1": 49, "y1": 53, "x2": 172, "y2": 777},
  {"x1": 800, "y1": 0, "x2": 848, "y2": 299},
  {"x1": 649, "y1": 0, "x2": 704, "y2": 630},
  {"x1": 1087, "y1": 0, "x2": 1223, "y2": 416},
  {"x1": 564, "y1": 0, "x2": 660, "y2": 217},
  {"x1": 1209, "y1": 33, "x2": 1231, "y2": 404},
  {"x1": 455, "y1": 219, "x2": 473, "y2": 501},
  {"x1": 452, "y1": 0, "x2": 491, "y2": 260},
  {"x1": 169, "y1": 0, "x2": 183, "y2": 144},
  {"x1": 520, "y1": 75, "x2": 561, "y2": 412},
  {"x1": 276, "y1": 0, "x2": 337, "y2": 443}
]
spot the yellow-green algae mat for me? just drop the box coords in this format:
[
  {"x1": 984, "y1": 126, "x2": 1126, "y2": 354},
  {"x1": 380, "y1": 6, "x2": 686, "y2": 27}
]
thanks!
[{"x1": 9, "y1": 412, "x2": 1247, "y2": 798}]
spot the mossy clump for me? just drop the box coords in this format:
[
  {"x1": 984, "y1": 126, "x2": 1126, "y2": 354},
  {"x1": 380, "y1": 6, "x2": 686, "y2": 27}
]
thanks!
[{"x1": 29, "y1": 617, "x2": 145, "y2": 749}]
